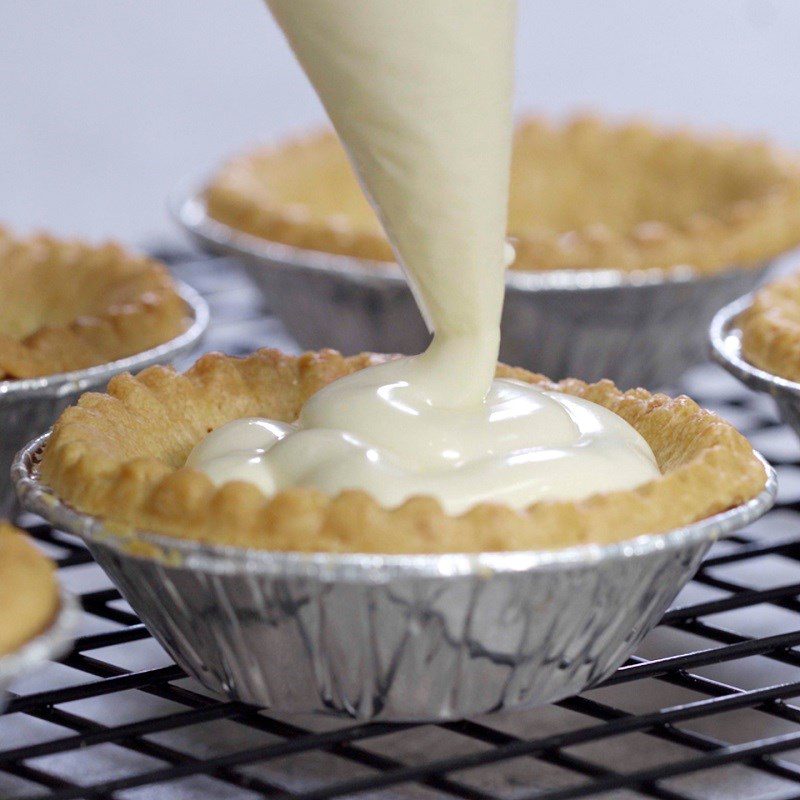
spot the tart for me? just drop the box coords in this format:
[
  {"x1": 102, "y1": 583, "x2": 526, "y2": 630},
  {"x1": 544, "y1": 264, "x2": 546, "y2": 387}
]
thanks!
[
  {"x1": 0, "y1": 523, "x2": 59, "y2": 656},
  {"x1": 206, "y1": 116, "x2": 800, "y2": 274},
  {"x1": 39, "y1": 349, "x2": 767, "y2": 554},
  {"x1": 739, "y1": 271, "x2": 800, "y2": 382},
  {"x1": 0, "y1": 227, "x2": 190, "y2": 379}
]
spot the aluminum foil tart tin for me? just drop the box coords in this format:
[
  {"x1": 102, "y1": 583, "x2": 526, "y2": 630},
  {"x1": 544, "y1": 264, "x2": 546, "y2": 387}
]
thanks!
[
  {"x1": 15, "y1": 433, "x2": 777, "y2": 721},
  {"x1": 0, "y1": 587, "x2": 80, "y2": 713},
  {"x1": 710, "y1": 295, "x2": 800, "y2": 436},
  {"x1": 172, "y1": 187, "x2": 770, "y2": 391},
  {"x1": 0, "y1": 281, "x2": 209, "y2": 517}
]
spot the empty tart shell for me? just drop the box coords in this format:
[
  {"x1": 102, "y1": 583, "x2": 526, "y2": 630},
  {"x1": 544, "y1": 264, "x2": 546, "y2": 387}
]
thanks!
[
  {"x1": 206, "y1": 116, "x2": 800, "y2": 274},
  {"x1": 739, "y1": 271, "x2": 800, "y2": 383},
  {"x1": 0, "y1": 228, "x2": 191, "y2": 380},
  {"x1": 0, "y1": 523, "x2": 59, "y2": 656},
  {"x1": 39, "y1": 349, "x2": 767, "y2": 554}
]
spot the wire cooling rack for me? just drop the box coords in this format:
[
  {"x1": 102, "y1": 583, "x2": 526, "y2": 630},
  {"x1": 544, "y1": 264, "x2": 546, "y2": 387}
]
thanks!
[{"x1": 4, "y1": 255, "x2": 800, "y2": 800}]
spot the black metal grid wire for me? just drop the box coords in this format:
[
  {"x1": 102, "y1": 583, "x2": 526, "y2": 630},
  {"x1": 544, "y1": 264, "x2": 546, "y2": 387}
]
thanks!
[{"x1": 4, "y1": 256, "x2": 800, "y2": 799}]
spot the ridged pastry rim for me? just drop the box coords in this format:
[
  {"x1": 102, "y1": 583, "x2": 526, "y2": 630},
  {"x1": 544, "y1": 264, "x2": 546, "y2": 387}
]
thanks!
[
  {"x1": 39, "y1": 349, "x2": 768, "y2": 554},
  {"x1": 739, "y1": 271, "x2": 800, "y2": 382},
  {"x1": 0, "y1": 227, "x2": 191, "y2": 380},
  {"x1": 205, "y1": 115, "x2": 800, "y2": 275}
]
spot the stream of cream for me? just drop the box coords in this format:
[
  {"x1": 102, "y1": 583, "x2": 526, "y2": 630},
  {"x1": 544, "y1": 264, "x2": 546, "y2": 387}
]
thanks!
[{"x1": 188, "y1": 0, "x2": 660, "y2": 514}]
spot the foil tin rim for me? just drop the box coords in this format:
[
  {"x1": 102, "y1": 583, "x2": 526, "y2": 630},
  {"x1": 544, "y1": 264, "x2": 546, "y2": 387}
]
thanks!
[
  {"x1": 15, "y1": 432, "x2": 777, "y2": 582},
  {"x1": 710, "y1": 294, "x2": 800, "y2": 400},
  {"x1": 169, "y1": 184, "x2": 769, "y2": 293},
  {"x1": 0, "y1": 280, "x2": 210, "y2": 402}
]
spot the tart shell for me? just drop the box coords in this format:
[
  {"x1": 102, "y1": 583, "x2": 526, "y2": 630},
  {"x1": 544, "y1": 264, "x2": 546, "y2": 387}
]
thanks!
[
  {"x1": 739, "y1": 271, "x2": 800, "y2": 383},
  {"x1": 0, "y1": 523, "x2": 60, "y2": 656},
  {"x1": 39, "y1": 349, "x2": 767, "y2": 554},
  {"x1": 206, "y1": 117, "x2": 800, "y2": 275},
  {"x1": 0, "y1": 229, "x2": 190, "y2": 379}
]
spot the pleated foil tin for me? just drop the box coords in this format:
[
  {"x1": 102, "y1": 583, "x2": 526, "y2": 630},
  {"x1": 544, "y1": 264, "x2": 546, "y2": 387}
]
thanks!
[
  {"x1": 172, "y1": 190, "x2": 769, "y2": 390},
  {"x1": 0, "y1": 588, "x2": 80, "y2": 712},
  {"x1": 711, "y1": 295, "x2": 800, "y2": 438},
  {"x1": 15, "y1": 435, "x2": 776, "y2": 721},
  {"x1": 0, "y1": 282, "x2": 209, "y2": 516}
]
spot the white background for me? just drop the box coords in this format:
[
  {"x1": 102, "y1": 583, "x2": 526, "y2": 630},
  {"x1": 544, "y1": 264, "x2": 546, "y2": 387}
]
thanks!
[{"x1": 1, "y1": 0, "x2": 798, "y2": 245}]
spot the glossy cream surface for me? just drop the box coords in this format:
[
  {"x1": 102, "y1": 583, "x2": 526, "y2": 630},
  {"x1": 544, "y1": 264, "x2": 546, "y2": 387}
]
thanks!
[
  {"x1": 187, "y1": 373, "x2": 659, "y2": 514},
  {"x1": 188, "y1": 0, "x2": 660, "y2": 513}
]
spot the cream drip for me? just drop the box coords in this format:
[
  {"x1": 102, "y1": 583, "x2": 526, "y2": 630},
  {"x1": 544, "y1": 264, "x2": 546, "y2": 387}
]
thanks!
[
  {"x1": 188, "y1": 0, "x2": 660, "y2": 514},
  {"x1": 266, "y1": 0, "x2": 515, "y2": 405}
]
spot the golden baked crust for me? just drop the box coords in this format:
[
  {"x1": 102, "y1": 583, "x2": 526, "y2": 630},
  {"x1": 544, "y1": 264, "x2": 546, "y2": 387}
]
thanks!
[
  {"x1": 0, "y1": 523, "x2": 59, "y2": 656},
  {"x1": 0, "y1": 228, "x2": 191, "y2": 379},
  {"x1": 206, "y1": 116, "x2": 800, "y2": 274},
  {"x1": 39, "y1": 349, "x2": 767, "y2": 554},
  {"x1": 739, "y1": 272, "x2": 800, "y2": 382}
]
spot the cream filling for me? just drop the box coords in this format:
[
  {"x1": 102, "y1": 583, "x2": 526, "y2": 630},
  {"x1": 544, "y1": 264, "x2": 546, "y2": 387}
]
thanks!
[
  {"x1": 187, "y1": 373, "x2": 659, "y2": 515},
  {"x1": 188, "y1": 0, "x2": 660, "y2": 514}
]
